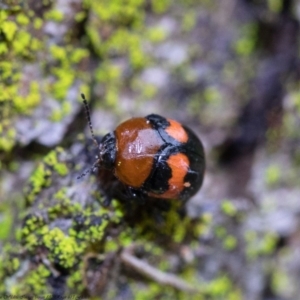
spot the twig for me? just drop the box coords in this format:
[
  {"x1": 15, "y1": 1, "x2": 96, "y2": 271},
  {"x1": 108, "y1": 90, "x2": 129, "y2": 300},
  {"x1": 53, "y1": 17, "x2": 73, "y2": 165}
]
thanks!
[{"x1": 120, "y1": 247, "x2": 198, "y2": 293}]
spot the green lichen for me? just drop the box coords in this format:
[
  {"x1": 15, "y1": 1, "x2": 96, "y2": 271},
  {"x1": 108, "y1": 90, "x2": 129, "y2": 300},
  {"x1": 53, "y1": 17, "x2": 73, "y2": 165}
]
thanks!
[
  {"x1": 14, "y1": 81, "x2": 41, "y2": 113},
  {"x1": 21, "y1": 218, "x2": 48, "y2": 251},
  {"x1": 271, "y1": 266, "x2": 291, "y2": 298},
  {"x1": 265, "y1": 164, "x2": 281, "y2": 187},
  {"x1": 81, "y1": 0, "x2": 169, "y2": 112},
  {"x1": 49, "y1": 45, "x2": 89, "y2": 100},
  {"x1": 45, "y1": 9, "x2": 64, "y2": 22},
  {"x1": 69, "y1": 211, "x2": 112, "y2": 245},
  {"x1": 234, "y1": 24, "x2": 257, "y2": 56},
  {"x1": 1, "y1": 251, "x2": 21, "y2": 276},
  {"x1": 0, "y1": 1, "x2": 252, "y2": 297},
  {"x1": 24, "y1": 163, "x2": 52, "y2": 205},
  {"x1": 221, "y1": 200, "x2": 237, "y2": 217},
  {"x1": 215, "y1": 226, "x2": 227, "y2": 238},
  {"x1": 147, "y1": 26, "x2": 166, "y2": 43},
  {"x1": 66, "y1": 267, "x2": 85, "y2": 293},
  {"x1": 203, "y1": 275, "x2": 239, "y2": 298},
  {"x1": 104, "y1": 227, "x2": 134, "y2": 252},
  {"x1": 0, "y1": 8, "x2": 45, "y2": 152},
  {"x1": 16, "y1": 14, "x2": 30, "y2": 25},
  {"x1": 109, "y1": 199, "x2": 125, "y2": 223},
  {"x1": 267, "y1": 0, "x2": 283, "y2": 13},
  {"x1": 1, "y1": 19, "x2": 18, "y2": 41},
  {"x1": 48, "y1": 191, "x2": 82, "y2": 220},
  {"x1": 14, "y1": 264, "x2": 51, "y2": 296},
  {"x1": 181, "y1": 11, "x2": 197, "y2": 32},
  {"x1": 74, "y1": 11, "x2": 86, "y2": 22},
  {"x1": 43, "y1": 227, "x2": 82, "y2": 269},
  {"x1": 151, "y1": 0, "x2": 171, "y2": 13},
  {"x1": 204, "y1": 86, "x2": 222, "y2": 104},
  {"x1": 54, "y1": 160, "x2": 68, "y2": 176},
  {"x1": 24, "y1": 148, "x2": 68, "y2": 205},
  {"x1": 223, "y1": 235, "x2": 238, "y2": 251},
  {"x1": 244, "y1": 230, "x2": 278, "y2": 260},
  {"x1": 132, "y1": 283, "x2": 173, "y2": 300},
  {"x1": 0, "y1": 0, "x2": 91, "y2": 156}
]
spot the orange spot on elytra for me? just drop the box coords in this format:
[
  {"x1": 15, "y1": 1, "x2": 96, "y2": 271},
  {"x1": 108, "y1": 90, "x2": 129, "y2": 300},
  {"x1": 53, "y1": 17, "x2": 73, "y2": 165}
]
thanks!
[
  {"x1": 165, "y1": 119, "x2": 188, "y2": 143},
  {"x1": 149, "y1": 153, "x2": 190, "y2": 200}
]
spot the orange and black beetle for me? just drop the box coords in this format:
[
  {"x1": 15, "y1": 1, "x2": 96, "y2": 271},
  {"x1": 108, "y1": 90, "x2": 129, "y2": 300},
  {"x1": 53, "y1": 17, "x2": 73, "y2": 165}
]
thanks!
[{"x1": 81, "y1": 94, "x2": 205, "y2": 203}]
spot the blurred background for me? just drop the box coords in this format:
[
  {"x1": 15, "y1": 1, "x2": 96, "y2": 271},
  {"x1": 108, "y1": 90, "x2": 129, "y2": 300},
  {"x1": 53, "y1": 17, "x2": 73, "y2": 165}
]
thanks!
[{"x1": 1, "y1": 0, "x2": 300, "y2": 299}]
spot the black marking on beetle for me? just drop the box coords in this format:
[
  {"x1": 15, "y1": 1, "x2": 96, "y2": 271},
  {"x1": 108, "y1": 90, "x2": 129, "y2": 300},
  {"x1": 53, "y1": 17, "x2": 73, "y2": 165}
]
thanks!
[
  {"x1": 180, "y1": 126, "x2": 205, "y2": 200},
  {"x1": 100, "y1": 132, "x2": 116, "y2": 170}
]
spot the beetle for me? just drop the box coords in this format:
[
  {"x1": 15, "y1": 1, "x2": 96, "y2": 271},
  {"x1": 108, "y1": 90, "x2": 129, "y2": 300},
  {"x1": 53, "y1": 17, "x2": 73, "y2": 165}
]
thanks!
[{"x1": 79, "y1": 94, "x2": 205, "y2": 203}]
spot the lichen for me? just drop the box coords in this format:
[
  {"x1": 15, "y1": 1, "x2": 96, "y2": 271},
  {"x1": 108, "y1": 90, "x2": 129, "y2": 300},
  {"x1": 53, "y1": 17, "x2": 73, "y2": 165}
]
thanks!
[
  {"x1": 42, "y1": 228, "x2": 81, "y2": 269},
  {"x1": 24, "y1": 148, "x2": 68, "y2": 205},
  {"x1": 0, "y1": 1, "x2": 262, "y2": 298},
  {"x1": 244, "y1": 230, "x2": 278, "y2": 260},
  {"x1": 14, "y1": 264, "x2": 51, "y2": 296},
  {"x1": 221, "y1": 200, "x2": 237, "y2": 217},
  {"x1": 233, "y1": 24, "x2": 257, "y2": 56}
]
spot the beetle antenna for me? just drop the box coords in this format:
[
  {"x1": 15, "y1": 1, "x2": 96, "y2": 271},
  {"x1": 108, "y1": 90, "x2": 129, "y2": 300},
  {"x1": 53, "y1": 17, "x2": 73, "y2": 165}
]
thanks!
[
  {"x1": 81, "y1": 93, "x2": 99, "y2": 149},
  {"x1": 77, "y1": 158, "x2": 100, "y2": 179}
]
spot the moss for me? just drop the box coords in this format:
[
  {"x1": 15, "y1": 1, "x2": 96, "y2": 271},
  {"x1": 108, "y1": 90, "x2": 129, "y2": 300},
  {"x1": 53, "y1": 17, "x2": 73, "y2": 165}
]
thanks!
[
  {"x1": 21, "y1": 214, "x2": 48, "y2": 250},
  {"x1": 24, "y1": 163, "x2": 52, "y2": 205},
  {"x1": 44, "y1": 9, "x2": 64, "y2": 22},
  {"x1": 66, "y1": 268, "x2": 85, "y2": 293},
  {"x1": 0, "y1": 1, "x2": 251, "y2": 297},
  {"x1": 110, "y1": 199, "x2": 125, "y2": 222},
  {"x1": 47, "y1": 190, "x2": 82, "y2": 220},
  {"x1": 75, "y1": 0, "x2": 171, "y2": 115},
  {"x1": 24, "y1": 148, "x2": 68, "y2": 205},
  {"x1": 215, "y1": 226, "x2": 227, "y2": 238},
  {"x1": 233, "y1": 24, "x2": 257, "y2": 56},
  {"x1": 145, "y1": 243, "x2": 163, "y2": 256},
  {"x1": 204, "y1": 86, "x2": 222, "y2": 104},
  {"x1": 0, "y1": 8, "x2": 47, "y2": 152},
  {"x1": 42, "y1": 227, "x2": 82, "y2": 269},
  {"x1": 204, "y1": 275, "x2": 237, "y2": 297},
  {"x1": 33, "y1": 17, "x2": 43, "y2": 29},
  {"x1": 0, "y1": 132, "x2": 16, "y2": 152},
  {"x1": 131, "y1": 77, "x2": 158, "y2": 99},
  {"x1": 244, "y1": 230, "x2": 278, "y2": 259},
  {"x1": 258, "y1": 232, "x2": 278, "y2": 255},
  {"x1": 181, "y1": 11, "x2": 197, "y2": 32},
  {"x1": 95, "y1": 62, "x2": 122, "y2": 83},
  {"x1": 271, "y1": 266, "x2": 291, "y2": 297},
  {"x1": 16, "y1": 13, "x2": 30, "y2": 25},
  {"x1": 89, "y1": 0, "x2": 144, "y2": 25},
  {"x1": 50, "y1": 106, "x2": 67, "y2": 122},
  {"x1": 1, "y1": 20, "x2": 18, "y2": 41},
  {"x1": 69, "y1": 211, "x2": 112, "y2": 244},
  {"x1": 74, "y1": 11, "x2": 86, "y2": 22},
  {"x1": 151, "y1": 0, "x2": 171, "y2": 13},
  {"x1": 14, "y1": 81, "x2": 41, "y2": 113},
  {"x1": 49, "y1": 45, "x2": 89, "y2": 100},
  {"x1": 15, "y1": 264, "x2": 51, "y2": 296},
  {"x1": 147, "y1": 27, "x2": 166, "y2": 43},
  {"x1": 223, "y1": 235, "x2": 238, "y2": 251},
  {"x1": 221, "y1": 200, "x2": 237, "y2": 217},
  {"x1": 70, "y1": 48, "x2": 89, "y2": 64},
  {"x1": 0, "y1": 42, "x2": 8, "y2": 54},
  {"x1": 0, "y1": 205, "x2": 13, "y2": 240},
  {"x1": 172, "y1": 216, "x2": 190, "y2": 243},
  {"x1": 133, "y1": 282, "x2": 174, "y2": 300},
  {"x1": 267, "y1": 0, "x2": 283, "y2": 13},
  {"x1": 1, "y1": 252, "x2": 21, "y2": 276},
  {"x1": 265, "y1": 164, "x2": 281, "y2": 187}
]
